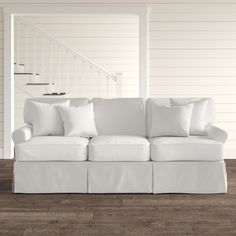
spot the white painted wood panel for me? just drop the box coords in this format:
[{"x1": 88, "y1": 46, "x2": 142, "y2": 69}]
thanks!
[{"x1": 148, "y1": 4, "x2": 236, "y2": 156}]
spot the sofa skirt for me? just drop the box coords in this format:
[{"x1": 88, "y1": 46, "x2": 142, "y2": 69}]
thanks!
[
  {"x1": 88, "y1": 162, "x2": 152, "y2": 193},
  {"x1": 153, "y1": 161, "x2": 227, "y2": 194},
  {"x1": 13, "y1": 161, "x2": 227, "y2": 194},
  {"x1": 14, "y1": 162, "x2": 88, "y2": 193}
]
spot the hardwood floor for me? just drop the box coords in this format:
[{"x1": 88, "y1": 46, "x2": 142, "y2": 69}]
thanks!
[{"x1": 0, "y1": 160, "x2": 236, "y2": 236}]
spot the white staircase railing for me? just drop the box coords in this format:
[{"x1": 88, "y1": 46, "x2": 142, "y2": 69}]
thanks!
[{"x1": 14, "y1": 17, "x2": 123, "y2": 98}]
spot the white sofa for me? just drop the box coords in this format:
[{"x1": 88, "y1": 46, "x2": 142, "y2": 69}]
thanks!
[{"x1": 12, "y1": 97, "x2": 228, "y2": 194}]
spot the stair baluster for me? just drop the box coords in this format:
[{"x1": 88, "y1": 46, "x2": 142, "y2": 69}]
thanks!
[
  {"x1": 106, "y1": 76, "x2": 109, "y2": 98},
  {"x1": 57, "y1": 45, "x2": 61, "y2": 94},
  {"x1": 41, "y1": 37, "x2": 45, "y2": 83},
  {"x1": 16, "y1": 21, "x2": 20, "y2": 68},
  {"x1": 32, "y1": 30, "x2": 37, "y2": 83},
  {"x1": 97, "y1": 71, "x2": 101, "y2": 97},
  {"x1": 24, "y1": 25, "x2": 28, "y2": 72},
  {"x1": 65, "y1": 50, "x2": 69, "y2": 95},
  {"x1": 80, "y1": 61, "x2": 85, "y2": 97},
  {"x1": 49, "y1": 40, "x2": 53, "y2": 93},
  {"x1": 73, "y1": 56, "x2": 77, "y2": 97}
]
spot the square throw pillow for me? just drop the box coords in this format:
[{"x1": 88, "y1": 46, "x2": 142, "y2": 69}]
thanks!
[
  {"x1": 56, "y1": 103, "x2": 98, "y2": 138},
  {"x1": 30, "y1": 100, "x2": 70, "y2": 136},
  {"x1": 149, "y1": 104, "x2": 193, "y2": 137},
  {"x1": 170, "y1": 98, "x2": 208, "y2": 135}
]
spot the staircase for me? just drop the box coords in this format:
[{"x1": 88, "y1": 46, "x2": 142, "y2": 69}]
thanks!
[{"x1": 14, "y1": 18, "x2": 123, "y2": 98}]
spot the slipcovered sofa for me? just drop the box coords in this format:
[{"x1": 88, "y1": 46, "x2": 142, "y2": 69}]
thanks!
[{"x1": 12, "y1": 97, "x2": 228, "y2": 193}]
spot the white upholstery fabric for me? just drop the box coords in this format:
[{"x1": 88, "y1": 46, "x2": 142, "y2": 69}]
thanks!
[
  {"x1": 12, "y1": 125, "x2": 32, "y2": 144},
  {"x1": 14, "y1": 162, "x2": 87, "y2": 193},
  {"x1": 150, "y1": 136, "x2": 223, "y2": 161},
  {"x1": 12, "y1": 97, "x2": 228, "y2": 194},
  {"x1": 15, "y1": 136, "x2": 89, "y2": 161},
  {"x1": 170, "y1": 97, "x2": 215, "y2": 126},
  {"x1": 147, "y1": 97, "x2": 215, "y2": 136},
  {"x1": 146, "y1": 98, "x2": 171, "y2": 136},
  {"x1": 153, "y1": 161, "x2": 227, "y2": 193},
  {"x1": 206, "y1": 125, "x2": 228, "y2": 143},
  {"x1": 92, "y1": 98, "x2": 146, "y2": 136},
  {"x1": 88, "y1": 162, "x2": 152, "y2": 193},
  {"x1": 57, "y1": 103, "x2": 98, "y2": 138},
  {"x1": 89, "y1": 136, "x2": 150, "y2": 161},
  {"x1": 149, "y1": 104, "x2": 193, "y2": 137},
  {"x1": 24, "y1": 97, "x2": 89, "y2": 124},
  {"x1": 171, "y1": 98, "x2": 208, "y2": 135},
  {"x1": 30, "y1": 100, "x2": 70, "y2": 136}
]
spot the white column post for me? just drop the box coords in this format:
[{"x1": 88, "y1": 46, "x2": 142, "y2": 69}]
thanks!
[
  {"x1": 4, "y1": 13, "x2": 14, "y2": 158},
  {"x1": 139, "y1": 11, "x2": 148, "y2": 98}
]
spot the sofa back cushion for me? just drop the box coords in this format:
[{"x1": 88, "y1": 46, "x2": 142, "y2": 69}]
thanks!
[
  {"x1": 24, "y1": 98, "x2": 89, "y2": 125},
  {"x1": 92, "y1": 98, "x2": 146, "y2": 136}
]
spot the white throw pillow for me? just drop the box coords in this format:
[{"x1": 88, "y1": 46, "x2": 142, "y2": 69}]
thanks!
[
  {"x1": 56, "y1": 103, "x2": 98, "y2": 138},
  {"x1": 149, "y1": 104, "x2": 193, "y2": 137},
  {"x1": 170, "y1": 98, "x2": 208, "y2": 135},
  {"x1": 30, "y1": 100, "x2": 70, "y2": 136}
]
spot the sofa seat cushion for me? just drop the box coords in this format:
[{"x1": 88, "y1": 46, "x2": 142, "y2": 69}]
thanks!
[
  {"x1": 15, "y1": 136, "x2": 89, "y2": 161},
  {"x1": 89, "y1": 136, "x2": 150, "y2": 161},
  {"x1": 150, "y1": 136, "x2": 223, "y2": 162}
]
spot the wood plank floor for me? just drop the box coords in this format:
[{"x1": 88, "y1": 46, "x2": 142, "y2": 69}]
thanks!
[{"x1": 0, "y1": 160, "x2": 236, "y2": 236}]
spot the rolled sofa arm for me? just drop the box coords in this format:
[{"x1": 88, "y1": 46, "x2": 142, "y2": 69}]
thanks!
[
  {"x1": 12, "y1": 125, "x2": 32, "y2": 145},
  {"x1": 206, "y1": 125, "x2": 228, "y2": 144}
]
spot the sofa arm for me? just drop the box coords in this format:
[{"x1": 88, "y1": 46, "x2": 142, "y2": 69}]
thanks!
[
  {"x1": 12, "y1": 125, "x2": 32, "y2": 145},
  {"x1": 206, "y1": 125, "x2": 228, "y2": 144}
]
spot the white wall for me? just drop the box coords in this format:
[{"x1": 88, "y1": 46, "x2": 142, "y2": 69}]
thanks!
[
  {"x1": 1, "y1": 0, "x2": 236, "y2": 158},
  {"x1": 148, "y1": 4, "x2": 236, "y2": 158},
  {"x1": 0, "y1": 7, "x2": 4, "y2": 154}
]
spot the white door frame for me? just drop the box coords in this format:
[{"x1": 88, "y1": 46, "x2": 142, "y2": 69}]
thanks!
[{"x1": 3, "y1": 5, "x2": 148, "y2": 159}]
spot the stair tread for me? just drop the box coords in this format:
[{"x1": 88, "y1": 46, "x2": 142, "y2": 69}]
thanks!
[
  {"x1": 26, "y1": 83, "x2": 54, "y2": 85},
  {"x1": 14, "y1": 73, "x2": 40, "y2": 75},
  {"x1": 14, "y1": 63, "x2": 25, "y2": 66},
  {"x1": 43, "y1": 92, "x2": 66, "y2": 96}
]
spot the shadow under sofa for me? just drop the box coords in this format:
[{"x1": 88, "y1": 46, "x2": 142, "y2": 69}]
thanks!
[{"x1": 12, "y1": 97, "x2": 228, "y2": 194}]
